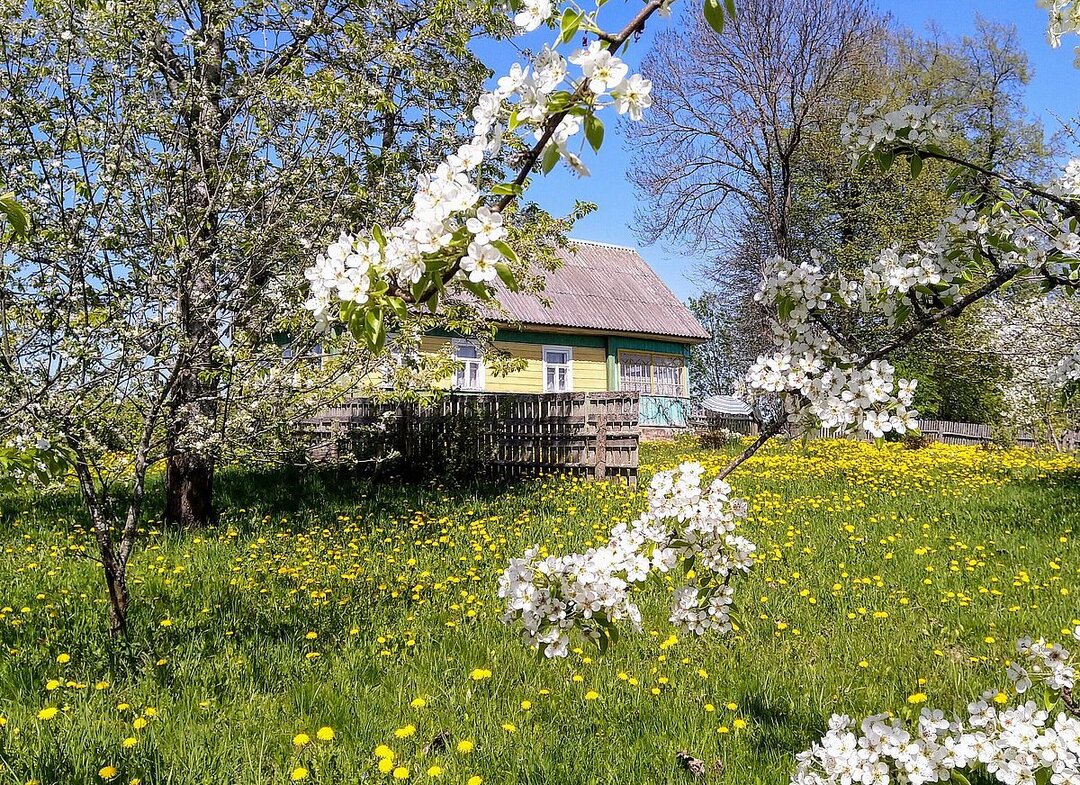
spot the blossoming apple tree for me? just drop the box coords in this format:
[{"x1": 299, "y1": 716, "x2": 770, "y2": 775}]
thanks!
[{"x1": 304, "y1": 0, "x2": 1078, "y2": 659}]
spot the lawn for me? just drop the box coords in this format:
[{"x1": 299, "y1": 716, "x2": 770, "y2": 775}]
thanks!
[{"x1": 1, "y1": 439, "x2": 1078, "y2": 784}]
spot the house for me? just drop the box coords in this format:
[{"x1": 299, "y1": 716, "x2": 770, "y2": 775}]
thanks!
[{"x1": 420, "y1": 239, "x2": 709, "y2": 429}]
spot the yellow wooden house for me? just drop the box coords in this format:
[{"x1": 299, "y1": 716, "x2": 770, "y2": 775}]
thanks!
[{"x1": 421, "y1": 240, "x2": 709, "y2": 428}]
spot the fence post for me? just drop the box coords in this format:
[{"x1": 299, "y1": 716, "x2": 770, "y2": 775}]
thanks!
[{"x1": 594, "y1": 405, "x2": 607, "y2": 481}]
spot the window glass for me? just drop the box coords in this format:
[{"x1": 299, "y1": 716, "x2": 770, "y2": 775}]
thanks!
[
  {"x1": 543, "y1": 346, "x2": 572, "y2": 392},
  {"x1": 453, "y1": 341, "x2": 484, "y2": 390}
]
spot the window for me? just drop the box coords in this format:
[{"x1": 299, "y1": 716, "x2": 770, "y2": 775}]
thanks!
[
  {"x1": 452, "y1": 340, "x2": 484, "y2": 391},
  {"x1": 619, "y1": 351, "x2": 686, "y2": 397},
  {"x1": 542, "y1": 346, "x2": 573, "y2": 392}
]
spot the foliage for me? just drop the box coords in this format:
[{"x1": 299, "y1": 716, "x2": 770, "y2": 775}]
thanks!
[
  {"x1": 0, "y1": 0, "x2": 558, "y2": 631},
  {"x1": 0, "y1": 440, "x2": 1077, "y2": 782}
]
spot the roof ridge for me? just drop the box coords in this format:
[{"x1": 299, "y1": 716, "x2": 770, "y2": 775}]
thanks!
[{"x1": 567, "y1": 237, "x2": 637, "y2": 252}]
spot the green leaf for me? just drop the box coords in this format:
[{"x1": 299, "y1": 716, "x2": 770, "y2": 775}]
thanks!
[
  {"x1": 490, "y1": 182, "x2": 524, "y2": 197},
  {"x1": 877, "y1": 150, "x2": 896, "y2": 173},
  {"x1": 364, "y1": 308, "x2": 384, "y2": 353},
  {"x1": 490, "y1": 239, "x2": 519, "y2": 265},
  {"x1": 507, "y1": 108, "x2": 521, "y2": 132},
  {"x1": 372, "y1": 224, "x2": 386, "y2": 248},
  {"x1": 541, "y1": 143, "x2": 560, "y2": 175},
  {"x1": 0, "y1": 191, "x2": 30, "y2": 241},
  {"x1": 723, "y1": 0, "x2": 737, "y2": 18},
  {"x1": 777, "y1": 296, "x2": 794, "y2": 324},
  {"x1": 461, "y1": 279, "x2": 493, "y2": 301},
  {"x1": 558, "y1": 7, "x2": 583, "y2": 45},
  {"x1": 584, "y1": 114, "x2": 604, "y2": 154},
  {"x1": 909, "y1": 154, "x2": 923, "y2": 179},
  {"x1": 949, "y1": 771, "x2": 971, "y2": 785},
  {"x1": 388, "y1": 296, "x2": 409, "y2": 323},
  {"x1": 495, "y1": 263, "x2": 519, "y2": 292},
  {"x1": 703, "y1": 0, "x2": 725, "y2": 35}
]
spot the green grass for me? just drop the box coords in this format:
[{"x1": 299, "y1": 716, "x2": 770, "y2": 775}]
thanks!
[{"x1": 0, "y1": 438, "x2": 1078, "y2": 785}]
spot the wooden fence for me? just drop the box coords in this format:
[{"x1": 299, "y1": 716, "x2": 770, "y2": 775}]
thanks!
[
  {"x1": 694, "y1": 412, "x2": 1078, "y2": 450},
  {"x1": 302, "y1": 392, "x2": 641, "y2": 484}
]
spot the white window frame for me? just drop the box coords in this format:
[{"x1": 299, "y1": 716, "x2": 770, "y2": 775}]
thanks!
[
  {"x1": 542, "y1": 345, "x2": 573, "y2": 393},
  {"x1": 452, "y1": 339, "x2": 485, "y2": 391}
]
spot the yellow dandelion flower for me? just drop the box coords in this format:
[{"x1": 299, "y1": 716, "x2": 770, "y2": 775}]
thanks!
[
  {"x1": 37, "y1": 707, "x2": 59, "y2": 720},
  {"x1": 378, "y1": 758, "x2": 395, "y2": 774},
  {"x1": 410, "y1": 697, "x2": 426, "y2": 709},
  {"x1": 57, "y1": 653, "x2": 70, "y2": 664},
  {"x1": 733, "y1": 718, "x2": 747, "y2": 729},
  {"x1": 468, "y1": 668, "x2": 492, "y2": 681},
  {"x1": 584, "y1": 691, "x2": 599, "y2": 701},
  {"x1": 317, "y1": 726, "x2": 335, "y2": 742},
  {"x1": 456, "y1": 739, "x2": 474, "y2": 753},
  {"x1": 45, "y1": 679, "x2": 60, "y2": 691},
  {"x1": 426, "y1": 766, "x2": 444, "y2": 777},
  {"x1": 121, "y1": 737, "x2": 137, "y2": 749},
  {"x1": 290, "y1": 767, "x2": 308, "y2": 781},
  {"x1": 374, "y1": 744, "x2": 395, "y2": 759},
  {"x1": 394, "y1": 724, "x2": 415, "y2": 739},
  {"x1": 98, "y1": 766, "x2": 118, "y2": 780},
  {"x1": 132, "y1": 718, "x2": 148, "y2": 730},
  {"x1": 501, "y1": 723, "x2": 516, "y2": 733},
  {"x1": 292, "y1": 732, "x2": 311, "y2": 747},
  {"x1": 907, "y1": 692, "x2": 927, "y2": 705},
  {"x1": 467, "y1": 778, "x2": 482, "y2": 785},
  {"x1": 392, "y1": 766, "x2": 409, "y2": 780}
]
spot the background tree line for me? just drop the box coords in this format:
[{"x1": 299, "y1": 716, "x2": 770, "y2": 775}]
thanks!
[{"x1": 630, "y1": 0, "x2": 1059, "y2": 426}]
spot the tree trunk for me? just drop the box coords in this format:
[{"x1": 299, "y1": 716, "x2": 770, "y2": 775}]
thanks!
[
  {"x1": 103, "y1": 557, "x2": 129, "y2": 638},
  {"x1": 164, "y1": 449, "x2": 217, "y2": 528}
]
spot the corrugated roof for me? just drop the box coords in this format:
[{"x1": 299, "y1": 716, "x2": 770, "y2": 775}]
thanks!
[{"x1": 488, "y1": 240, "x2": 710, "y2": 342}]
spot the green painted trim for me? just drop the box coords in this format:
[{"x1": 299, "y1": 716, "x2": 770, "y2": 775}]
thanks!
[
  {"x1": 492, "y1": 328, "x2": 606, "y2": 348},
  {"x1": 609, "y1": 336, "x2": 691, "y2": 358},
  {"x1": 605, "y1": 338, "x2": 618, "y2": 391}
]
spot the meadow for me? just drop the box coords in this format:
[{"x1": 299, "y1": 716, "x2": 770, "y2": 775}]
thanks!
[{"x1": 1, "y1": 438, "x2": 1078, "y2": 785}]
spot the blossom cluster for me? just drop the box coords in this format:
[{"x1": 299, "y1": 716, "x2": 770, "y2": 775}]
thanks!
[
  {"x1": 746, "y1": 135, "x2": 1080, "y2": 439},
  {"x1": 1041, "y1": 0, "x2": 1080, "y2": 66},
  {"x1": 747, "y1": 253, "x2": 919, "y2": 438},
  {"x1": 840, "y1": 104, "x2": 949, "y2": 158},
  {"x1": 303, "y1": 1, "x2": 654, "y2": 336},
  {"x1": 499, "y1": 462, "x2": 755, "y2": 657},
  {"x1": 793, "y1": 628, "x2": 1080, "y2": 785}
]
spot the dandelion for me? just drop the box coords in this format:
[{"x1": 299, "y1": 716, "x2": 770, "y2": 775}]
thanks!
[
  {"x1": 467, "y1": 778, "x2": 483, "y2": 785},
  {"x1": 426, "y1": 766, "x2": 444, "y2": 777},
  {"x1": 37, "y1": 707, "x2": 59, "y2": 720},
  {"x1": 378, "y1": 758, "x2": 395, "y2": 774},
  {"x1": 121, "y1": 737, "x2": 137, "y2": 749},
  {"x1": 584, "y1": 690, "x2": 599, "y2": 701},
  {"x1": 292, "y1": 732, "x2": 311, "y2": 747},
  {"x1": 456, "y1": 739, "x2": 474, "y2": 754},
  {"x1": 316, "y1": 726, "x2": 335, "y2": 742},
  {"x1": 56, "y1": 653, "x2": 70, "y2": 664},
  {"x1": 374, "y1": 744, "x2": 395, "y2": 759},
  {"x1": 410, "y1": 697, "x2": 426, "y2": 709},
  {"x1": 133, "y1": 717, "x2": 148, "y2": 730},
  {"x1": 392, "y1": 766, "x2": 409, "y2": 780},
  {"x1": 907, "y1": 692, "x2": 927, "y2": 704},
  {"x1": 468, "y1": 668, "x2": 492, "y2": 681},
  {"x1": 394, "y1": 724, "x2": 415, "y2": 739},
  {"x1": 290, "y1": 767, "x2": 308, "y2": 781},
  {"x1": 98, "y1": 766, "x2": 118, "y2": 780}
]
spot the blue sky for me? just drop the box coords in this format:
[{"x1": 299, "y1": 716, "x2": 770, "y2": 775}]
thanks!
[{"x1": 476, "y1": 1, "x2": 1079, "y2": 301}]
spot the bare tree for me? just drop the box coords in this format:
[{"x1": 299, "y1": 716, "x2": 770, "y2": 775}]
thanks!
[{"x1": 627, "y1": 0, "x2": 878, "y2": 260}]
